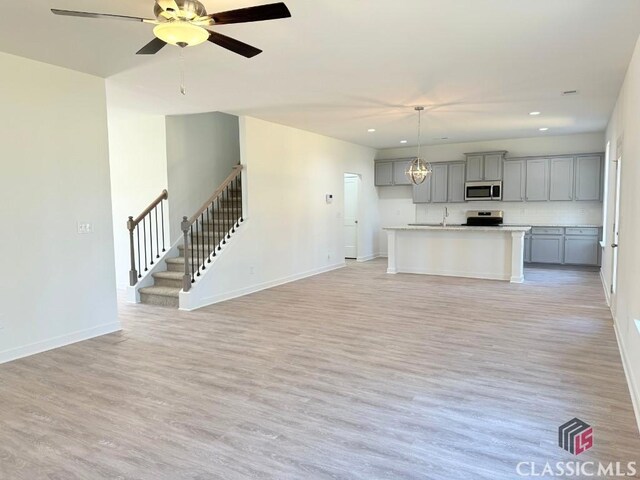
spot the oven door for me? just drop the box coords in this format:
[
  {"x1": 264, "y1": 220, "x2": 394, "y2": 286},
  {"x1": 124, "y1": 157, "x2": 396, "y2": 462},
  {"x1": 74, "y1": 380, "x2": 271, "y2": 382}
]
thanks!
[{"x1": 465, "y1": 182, "x2": 493, "y2": 201}]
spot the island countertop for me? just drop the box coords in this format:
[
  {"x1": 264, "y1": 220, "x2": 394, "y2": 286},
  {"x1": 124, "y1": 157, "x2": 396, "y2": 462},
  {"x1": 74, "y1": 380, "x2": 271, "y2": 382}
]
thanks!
[{"x1": 384, "y1": 225, "x2": 532, "y2": 232}]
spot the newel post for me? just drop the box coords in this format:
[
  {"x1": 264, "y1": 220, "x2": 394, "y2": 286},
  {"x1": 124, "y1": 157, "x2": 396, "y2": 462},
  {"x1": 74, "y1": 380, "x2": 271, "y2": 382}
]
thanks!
[
  {"x1": 127, "y1": 216, "x2": 138, "y2": 286},
  {"x1": 181, "y1": 216, "x2": 192, "y2": 292}
]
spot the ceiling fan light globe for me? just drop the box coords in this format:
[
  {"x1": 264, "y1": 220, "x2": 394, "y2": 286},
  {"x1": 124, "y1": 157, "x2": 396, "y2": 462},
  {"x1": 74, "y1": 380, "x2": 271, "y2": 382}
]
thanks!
[{"x1": 153, "y1": 21, "x2": 209, "y2": 47}]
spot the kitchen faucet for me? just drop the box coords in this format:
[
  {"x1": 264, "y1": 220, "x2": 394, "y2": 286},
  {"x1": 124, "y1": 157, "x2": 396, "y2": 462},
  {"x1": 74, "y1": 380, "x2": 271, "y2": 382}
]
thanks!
[{"x1": 441, "y1": 207, "x2": 449, "y2": 227}]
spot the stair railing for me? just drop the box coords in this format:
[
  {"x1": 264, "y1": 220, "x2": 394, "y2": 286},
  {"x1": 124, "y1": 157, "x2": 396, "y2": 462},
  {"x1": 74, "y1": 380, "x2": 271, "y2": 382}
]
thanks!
[
  {"x1": 127, "y1": 190, "x2": 169, "y2": 286},
  {"x1": 181, "y1": 165, "x2": 244, "y2": 292}
]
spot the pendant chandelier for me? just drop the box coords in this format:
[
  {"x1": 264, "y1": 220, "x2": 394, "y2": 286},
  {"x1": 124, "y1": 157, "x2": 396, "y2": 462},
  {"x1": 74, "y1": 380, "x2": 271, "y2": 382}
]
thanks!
[{"x1": 405, "y1": 106, "x2": 432, "y2": 185}]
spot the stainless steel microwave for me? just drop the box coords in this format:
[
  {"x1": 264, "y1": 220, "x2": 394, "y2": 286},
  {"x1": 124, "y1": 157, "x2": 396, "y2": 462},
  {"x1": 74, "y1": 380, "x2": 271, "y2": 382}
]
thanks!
[{"x1": 464, "y1": 181, "x2": 502, "y2": 201}]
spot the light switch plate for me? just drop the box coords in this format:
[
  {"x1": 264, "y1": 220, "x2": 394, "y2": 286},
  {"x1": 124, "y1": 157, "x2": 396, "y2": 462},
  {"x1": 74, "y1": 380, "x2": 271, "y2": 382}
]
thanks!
[{"x1": 77, "y1": 222, "x2": 93, "y2": 234}]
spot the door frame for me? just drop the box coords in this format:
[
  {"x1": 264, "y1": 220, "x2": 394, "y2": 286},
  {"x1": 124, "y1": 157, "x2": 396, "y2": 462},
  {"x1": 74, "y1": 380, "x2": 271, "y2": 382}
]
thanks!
[
  {"x1": 610, "y1": 152, "x2": 622, "y2": 304},
  {"x1": 343, "y1": 172, "x2": 361, "y2": 260}
]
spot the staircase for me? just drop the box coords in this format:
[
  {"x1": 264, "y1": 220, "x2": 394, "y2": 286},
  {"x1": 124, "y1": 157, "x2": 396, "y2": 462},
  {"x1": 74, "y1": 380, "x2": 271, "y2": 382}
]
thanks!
[{"x1": 128, "y1": 166, "x2": 243, "y2": 309}]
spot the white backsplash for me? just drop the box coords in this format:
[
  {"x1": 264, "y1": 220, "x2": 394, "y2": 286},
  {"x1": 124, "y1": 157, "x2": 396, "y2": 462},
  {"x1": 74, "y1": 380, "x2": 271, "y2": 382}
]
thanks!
[{"x1": 415, "y1": 201, "x2": 603, "y2": 226}]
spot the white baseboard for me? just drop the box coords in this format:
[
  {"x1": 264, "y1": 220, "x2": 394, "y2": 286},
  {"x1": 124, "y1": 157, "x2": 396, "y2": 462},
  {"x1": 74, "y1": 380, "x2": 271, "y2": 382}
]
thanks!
[
  {"x1": 0, "y1": 322, "x2": 122, "y2": 365},
  {"x1": 180, "y1": 262, "x2": 346, "y2": 311},
  {"x1": 613, "y1": 317, "x2": 640, "y2": 434},
  {"x1": 356, "y1": 253, "x2": 381, "y2": 262},
  {"x1": 391, "y1": 266, "x2": 510, "y2": 282},
  {"x1": 600, "y1": 268, "x2": 611, "y2": 306}
]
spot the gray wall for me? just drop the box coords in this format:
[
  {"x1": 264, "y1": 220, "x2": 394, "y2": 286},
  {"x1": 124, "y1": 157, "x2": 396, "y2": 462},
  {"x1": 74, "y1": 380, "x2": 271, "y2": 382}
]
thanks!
[
  {"x1": 166, "y1": 112, "x2": 240, "y2": 240},
  {"x1": 0, "y1": 52, "x2": 119, "y2": 362}
]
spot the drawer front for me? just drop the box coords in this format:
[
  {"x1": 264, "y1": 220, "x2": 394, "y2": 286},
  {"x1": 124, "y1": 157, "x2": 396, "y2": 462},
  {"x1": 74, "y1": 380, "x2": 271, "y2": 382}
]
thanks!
[
  {"x1": 565, "y1": 227, "x2": 599, "y2": 236},
  {"x1": 531, "y1": 227, "x2": 564, "y2": 235}
]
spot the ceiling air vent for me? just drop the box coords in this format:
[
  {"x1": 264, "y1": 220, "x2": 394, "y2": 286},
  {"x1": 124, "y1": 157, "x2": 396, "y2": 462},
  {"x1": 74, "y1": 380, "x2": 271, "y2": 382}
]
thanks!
[{"x1": 562, "y1": 90, "x2": 579, "y2": 96}]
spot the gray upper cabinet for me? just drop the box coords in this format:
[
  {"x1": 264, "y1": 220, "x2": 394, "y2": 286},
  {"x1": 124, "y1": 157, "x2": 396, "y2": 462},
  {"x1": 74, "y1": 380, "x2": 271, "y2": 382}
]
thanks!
[
  {"x1": 412, "y1": 177, "x2": 432, "y2": 203},
  {"x1": 447, "y1": 162, "x2": 466, "y2": 202},
  {"x1": 526, "y1": 158, "x2": 549, "y2": 201},
  {"x1": 483, "y1": 154, "x2": 503, "y2": 181},
  {"x1": 502, "y1": 160, "x2": 525, "y2": 202},
  {"x1": 465, "y1": 151, "x2": 506, "y2": 181},
  {"x1": 575, "y1": 155, "x2": 602, "y2": 201},
  {"x1": 465, "y1": 155, "x2": 484, "y2": 181},
  {"x1": 431, "y1": 164, "x2": 449, "y2": 203},
  {"x1": 375, "y1": 162, "x2": 393, "y2": 186},
  {"x1": 549, "y1": 157, "x2": 574, "y2": 201},
  {"x1": 392, "y1": 159, "x2": 412, "y2": 186}
]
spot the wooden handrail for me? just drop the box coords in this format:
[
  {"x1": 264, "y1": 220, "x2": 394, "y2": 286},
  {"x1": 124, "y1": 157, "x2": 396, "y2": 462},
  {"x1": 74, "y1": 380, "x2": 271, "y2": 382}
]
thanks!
[
  {"x1": 186, "y1": 165, "x2": 243, "y2": 226},
  {"x1": 128, "y1": 189, "x2": 169, "y2": 230}
]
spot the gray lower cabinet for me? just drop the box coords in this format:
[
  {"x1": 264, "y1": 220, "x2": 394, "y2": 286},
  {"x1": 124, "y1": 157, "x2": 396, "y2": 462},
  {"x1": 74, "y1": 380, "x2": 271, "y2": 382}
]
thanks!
[
  {"x1": 447, "y1": 162, "x2": 466, "y2": 202},
  {"x1": 530, "y1": 235, "x2": 564, "y2": 264},
  {"x1": 526, "y1": 158, "x2": 549, "y2": 201},
  {"x1": 431, "y1": 164, "x2": 449, "y2": 203},
  {"x1": 392, "y1": 159, "x2": 412, "y2": 186},
  {"x1": 575, "y1": 155, "x2": 602, "y2": 201},
  {"x1": 375, "y1": 162, "x2": 393, "y2": 186},
  {"x1": 412, "y1": 176, "x2": 432, "y2": 203},
  {"x1": 549, "y1": 157, "x2": 574, "y2": 201},
  {"x1": 564, "y1": 237, "x2": 599, "y2": 265},
  {"x1": 525, "y1": 226, "x2": 601, "y2": 265},
  {"x1": 502, "y1": 160, "x2": 525, "y2": 201}
]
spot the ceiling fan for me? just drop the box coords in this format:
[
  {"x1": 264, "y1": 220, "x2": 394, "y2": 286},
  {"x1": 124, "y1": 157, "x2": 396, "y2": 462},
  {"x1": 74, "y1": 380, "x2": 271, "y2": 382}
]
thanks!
[{"x1": 51, "y1": 0, "x2": 291, "y2": 58}]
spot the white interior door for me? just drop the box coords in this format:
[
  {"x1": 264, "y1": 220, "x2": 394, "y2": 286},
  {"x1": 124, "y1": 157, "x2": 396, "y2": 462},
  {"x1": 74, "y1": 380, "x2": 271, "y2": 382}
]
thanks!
[
  {"x1": 611, "y1": 155, "x2": 622, "y2": 296},
  {"x1": 344, "y1": 174, "x2": 359, "y2": 259}
]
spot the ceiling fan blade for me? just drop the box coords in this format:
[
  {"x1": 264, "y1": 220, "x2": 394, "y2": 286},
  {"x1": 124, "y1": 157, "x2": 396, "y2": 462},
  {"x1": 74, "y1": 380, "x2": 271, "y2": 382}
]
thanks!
[
  {"x1": 136, "y1": 37, "x2": 167, "y2": 55},
  {"x1": 209, "y1": 2, "x2": 291, "y2": 25},
  {"x1": 51, "y1": 8, "x2": 154, "y2": 23},
  {"x1": 207, "y1": 31, "x2": 262, "y2": 58}
]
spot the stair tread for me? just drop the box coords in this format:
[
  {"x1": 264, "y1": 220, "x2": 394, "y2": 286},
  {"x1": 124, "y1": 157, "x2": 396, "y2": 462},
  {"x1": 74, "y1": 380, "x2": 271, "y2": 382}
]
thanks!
[
  {"x1": 152, "y1": 271, "x2": 184, "y2": 280},
  {"x1": 139, "y1": 286, "x2": 181, "y2": 297}
]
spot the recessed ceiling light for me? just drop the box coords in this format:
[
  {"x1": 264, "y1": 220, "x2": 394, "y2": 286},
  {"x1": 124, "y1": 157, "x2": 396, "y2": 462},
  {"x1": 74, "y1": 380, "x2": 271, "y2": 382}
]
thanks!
[
  {"x1": 400, "y1": 140, "x2": 408, "y2": 144},
  {"x1": 529, "y1": 111, "x2": 541, "y2": 116},
  {"x1": 539, "y1": 127, "x2": 549, "y2": 131},
  {"x1": 367, "y1": 128, "x2": 376, "y2": 133}
]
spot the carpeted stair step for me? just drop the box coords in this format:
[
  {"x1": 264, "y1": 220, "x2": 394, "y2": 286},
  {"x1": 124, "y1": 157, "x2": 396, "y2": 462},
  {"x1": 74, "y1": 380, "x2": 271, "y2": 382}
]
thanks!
[
  {"x1": 152, "y1": 270, "x2": 184, "y2": 288},
  {"x1": 139, "y1": 286, "x2": 180, "y2": 308},
  {"x1": 166, "y1": 256, "x2": 205, "y2": 272}
]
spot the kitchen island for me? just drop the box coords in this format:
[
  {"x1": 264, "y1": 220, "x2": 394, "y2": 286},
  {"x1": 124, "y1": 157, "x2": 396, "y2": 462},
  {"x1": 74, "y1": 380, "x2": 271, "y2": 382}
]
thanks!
[{"x1": 384, "y1": 225, "x2": 532, "y2": 283}]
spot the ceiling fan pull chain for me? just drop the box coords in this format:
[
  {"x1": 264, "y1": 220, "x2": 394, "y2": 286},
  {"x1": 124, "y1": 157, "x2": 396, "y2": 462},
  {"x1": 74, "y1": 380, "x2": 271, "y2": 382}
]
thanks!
[{"x1": 179, "y1": 47, "x2": 186, "y2": 96}]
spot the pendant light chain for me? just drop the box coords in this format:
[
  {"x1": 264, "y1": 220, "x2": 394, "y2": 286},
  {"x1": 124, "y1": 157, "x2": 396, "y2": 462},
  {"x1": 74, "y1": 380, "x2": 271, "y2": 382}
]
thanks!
[
  {"x1": 179, "y1": 47, "x2": 186, "y2": 96},
  {"x1": 405, "y1": 106, "x2": 431, "y2": 185},
  {"x1": 417, "y1": 107, "x2": 422, "y2": 160}
]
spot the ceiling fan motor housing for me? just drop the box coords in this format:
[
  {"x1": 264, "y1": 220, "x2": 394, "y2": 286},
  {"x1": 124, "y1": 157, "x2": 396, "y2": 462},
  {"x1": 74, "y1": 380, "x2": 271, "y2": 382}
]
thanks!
[{"x1": 154, "y1": 0, "x2": 207, "y2": 21}]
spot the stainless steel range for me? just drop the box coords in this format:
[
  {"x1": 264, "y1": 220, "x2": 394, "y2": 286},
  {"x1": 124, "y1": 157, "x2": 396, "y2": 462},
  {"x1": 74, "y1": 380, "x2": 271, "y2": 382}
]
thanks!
[{"x1": 465, "y1": 210, "x2": 504, "y2": 226}]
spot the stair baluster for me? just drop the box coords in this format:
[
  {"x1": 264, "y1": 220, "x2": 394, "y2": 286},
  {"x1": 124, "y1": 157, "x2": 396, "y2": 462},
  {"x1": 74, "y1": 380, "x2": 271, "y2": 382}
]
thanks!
[
  {"x1": 126, "y1": 189, "x2": 169, "y2": 286},
  {"x1": 181, "y1": 165, "x2": 243, "y2": 292}
]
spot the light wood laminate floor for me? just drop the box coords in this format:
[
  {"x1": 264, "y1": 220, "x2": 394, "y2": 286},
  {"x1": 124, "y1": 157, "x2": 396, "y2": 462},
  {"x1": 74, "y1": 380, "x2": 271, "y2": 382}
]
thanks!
[{"x1": 1, "y1": 260, "x2": 638, "y2": 479}]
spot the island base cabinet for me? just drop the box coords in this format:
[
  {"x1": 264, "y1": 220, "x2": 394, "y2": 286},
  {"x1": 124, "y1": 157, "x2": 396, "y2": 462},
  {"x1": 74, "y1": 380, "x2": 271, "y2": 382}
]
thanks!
[
  {"x1": 564, "y1": 237, "x2": 599, "y2": 265},
  {"x1": 530, "y1": 235, "x2": 564, "y2": 264}
]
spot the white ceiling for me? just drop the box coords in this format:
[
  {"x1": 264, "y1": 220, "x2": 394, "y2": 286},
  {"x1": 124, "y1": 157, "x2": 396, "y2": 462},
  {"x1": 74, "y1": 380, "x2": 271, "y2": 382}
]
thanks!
[{"x1": 3, "y1": 1, "x2": 640, "y2": 149}]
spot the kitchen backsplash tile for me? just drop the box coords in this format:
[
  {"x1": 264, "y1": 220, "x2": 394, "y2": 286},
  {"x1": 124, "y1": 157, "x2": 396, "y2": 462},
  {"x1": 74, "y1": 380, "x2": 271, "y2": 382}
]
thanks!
[{"x1": 415, "y1": 201, "x2": 603, "y2": 226}]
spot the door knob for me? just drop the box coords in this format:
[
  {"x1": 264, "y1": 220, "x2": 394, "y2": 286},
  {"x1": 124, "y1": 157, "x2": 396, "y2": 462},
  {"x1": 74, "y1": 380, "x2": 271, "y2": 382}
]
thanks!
[{"x1": 611, "y1": 244, "x2": 618, "y2": 248}]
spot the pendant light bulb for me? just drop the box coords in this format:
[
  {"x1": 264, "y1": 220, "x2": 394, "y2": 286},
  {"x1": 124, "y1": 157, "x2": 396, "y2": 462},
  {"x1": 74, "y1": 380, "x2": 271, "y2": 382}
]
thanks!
[{"x1": 406, "y1": 106, "x2": 433, "y2": 185}]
